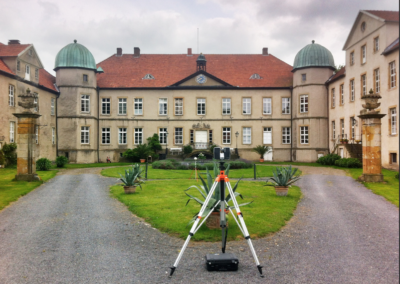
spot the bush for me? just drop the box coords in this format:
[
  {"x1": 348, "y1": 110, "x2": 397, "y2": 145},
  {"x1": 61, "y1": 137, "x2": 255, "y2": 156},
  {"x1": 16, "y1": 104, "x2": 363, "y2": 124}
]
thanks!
[
  {"x1": 395, "y1": 173, "x2": 399, "y2": 179},
  {"x1": 317, "y1": 154, "x2": 341, "y2": 165},
  {"x1": 0, "y1": 150, "x2": 5, "y2": 166},
  {"x1": 177, "y1": 164, "x2": 189, "y2": 170},
  {"x1": 183, "y1": 145, "x2": 193, "y2": 155},
  {"x1": 56, "y1": 156, "x2": 69, "y2": 168},
  {"x1": 147, "y1": 134, "x2": 162, "y2": 153},
  {"x1": 2, "y1": 142, "x2": 17, "y2": 167},
  {"x1": 335, "y1": 158, "x2": 362, "y2": 168},
  {"x1": 36, "y1": 158, "x2": 52, "y2": 171},
  {"x1": 152, "y1": 161, "x2": 161, "y2": 169}
]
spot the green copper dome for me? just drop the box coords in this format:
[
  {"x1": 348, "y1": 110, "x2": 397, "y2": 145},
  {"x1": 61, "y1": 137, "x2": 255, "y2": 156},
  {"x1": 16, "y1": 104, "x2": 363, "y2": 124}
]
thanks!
[
  {"x1": 293, "y1": 40, "x2": 335, "y2": 71},
  {"x1": 54, "y1": 40, "x2": 96, "y2": 71}
]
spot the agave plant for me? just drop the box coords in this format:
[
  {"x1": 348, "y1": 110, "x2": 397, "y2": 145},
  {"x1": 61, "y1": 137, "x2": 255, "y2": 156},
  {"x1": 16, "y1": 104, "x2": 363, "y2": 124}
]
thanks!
[
  {"x1": 265, "y1": 165, "x2": 301, "y2": 187},
  {"x1": 185, "y1": 162, "x2": 252, "y2": 224},
  {"x1": 119, "y1": 164, "x2": 144, "y2": 189}
]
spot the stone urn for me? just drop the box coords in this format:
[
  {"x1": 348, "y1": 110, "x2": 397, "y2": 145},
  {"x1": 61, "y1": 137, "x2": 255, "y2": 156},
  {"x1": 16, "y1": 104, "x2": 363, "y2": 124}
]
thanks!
[{"x1": 361, "y1": 89, "x2": 382, "y2": 111}]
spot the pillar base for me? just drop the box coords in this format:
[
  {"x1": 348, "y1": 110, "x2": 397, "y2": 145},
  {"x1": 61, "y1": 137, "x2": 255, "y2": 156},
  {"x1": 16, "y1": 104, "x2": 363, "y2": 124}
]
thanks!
[
  {"x1": 15, "y1": 174, "x2": 41, "y2": 182},
  {"x1": 358, "y1": 174, "x2": 384, "y2": 183}
]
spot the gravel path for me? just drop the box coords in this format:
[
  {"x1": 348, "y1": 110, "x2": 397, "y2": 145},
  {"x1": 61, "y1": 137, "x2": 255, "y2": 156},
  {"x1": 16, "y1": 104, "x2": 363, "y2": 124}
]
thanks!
[{"x1": 0, "y1": 168, "x2": 398, "y2": 283}]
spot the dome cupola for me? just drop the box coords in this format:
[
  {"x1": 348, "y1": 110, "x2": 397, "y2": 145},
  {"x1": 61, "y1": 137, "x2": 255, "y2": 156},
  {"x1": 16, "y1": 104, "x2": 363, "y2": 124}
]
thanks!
[
  {"x1": 54, "y1": 40, "x2": 96, "y2": 71},
  {"x1": 293, "y1": 40, "x2": 335, "y2": 71}
]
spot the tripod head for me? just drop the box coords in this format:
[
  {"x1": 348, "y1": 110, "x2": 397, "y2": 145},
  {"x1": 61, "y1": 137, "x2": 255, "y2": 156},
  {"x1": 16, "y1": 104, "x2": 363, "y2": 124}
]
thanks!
[{"x1": 213, "y1": 147, "x2": 231, "y2": 171}]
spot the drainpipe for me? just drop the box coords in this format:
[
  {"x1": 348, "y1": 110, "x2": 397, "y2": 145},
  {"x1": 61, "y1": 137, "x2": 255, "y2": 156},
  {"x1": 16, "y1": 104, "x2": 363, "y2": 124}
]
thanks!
[
  {"x1": 326, "y1": 84, "x2": 329, "y2": 154},
  {"x1": 97, "y1": 86, "x2": 100, "y2": 163},
  {"x1": 290, "y1": 87, "x2": 293, "y2": 162},
  {"x1": 56, "y1": 95, "x2": 58, "y2": 157}
]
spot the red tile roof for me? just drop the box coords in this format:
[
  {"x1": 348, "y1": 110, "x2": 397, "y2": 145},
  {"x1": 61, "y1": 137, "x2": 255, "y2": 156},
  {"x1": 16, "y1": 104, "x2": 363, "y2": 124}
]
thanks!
[
  {"x1": 38, "y1": 69, "x2": 58, "y2": 92},
  {"x1": 0, "y1": 43, "x2": 31, "y2": 57},
  {"x1": 382, "y1": 38, "x2": 399, "y2": 55},
  {"x1": 326, "y1": 66, "x2": 345, "y2": 84},
  {"x1": 365, "y1": 10, "x2": 399, "y2": 22},
  {"x1": 96, "y1": 54, "x2": 293, "y2": 88},
  {"x1": 0, "y1": 59, "x2": 14, "y2": 75}
]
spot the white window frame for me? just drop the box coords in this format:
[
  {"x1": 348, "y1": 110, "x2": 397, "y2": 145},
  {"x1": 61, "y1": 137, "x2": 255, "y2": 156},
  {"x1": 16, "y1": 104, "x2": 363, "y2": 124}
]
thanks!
[
  {"x1": 175, "y1": 98, "x2": 183, "y2": 115},
  {"x1": 101, "y1": 98, "x2": 110, "y2": 115},
  {"x1": 35, "y1": 125, "x2": 39, "y2": 144},
  {"x1": 374, "y1": 37, "x2": 379, "y2": 52},
  {"x1": 390, "y1": 61, "x2": 396, "y2": 89},
  {"x1": 282, "y1": 98, "x2": 290, "y2": 114},
  {"x1": 340, "y1": 85, "x2": 344, "y2": 105},
  {"x1": 9, "y1": 85, "x2": 14, "y2": 106},
  {"x1": 51, "y1": 98, "x2": 55, "y2": 115},
  {"x1": 33, "y1": 93, "x2": 39, "y2": 112},
  {"x1": 374, "y1": 69, "x2": 380, "y2": 94},
  {"x1": 361, "y1": 45, "x2": 366, "y2": 64},
  {"x1": 118, "y1": 128, "x2": 127, "y2": 144},
  {"x1": 391, "y1": 108, "x2": 397, "y2": 135},
  {"x1": 222, "y1": 127, "x2": 231, "y2": 144},
  {"x1": 263, "y1": 127, "x2": 272, "y2": 144},
  {"x1": 81, "y1": 95, "x2": 90, "y2": 113},
  {"x1": 332, "y1": 121, "x2": 336, "y2": 139},
  {"x1": 118, "y1": 98, "x2": 127, "y2": 115},
  {"x1": 361, "y1": 74, "x2": 366, "y2": 96},
  {"x1": 243, "y1": 127, "x2": 251, "y2": 144},
  {"x1": 134, "y1": 128, "x2": 143, "y2": 145},
  {"x1": 350, "y1": 52, "x2": 354, "y2": 65},
  {"x1": 341, "y1": 119, "x2": 345, "y2": 137},
  {"x1": 134, "y1": 98, "x2": 143, "y2": 115},
  {"x1": 197, "y1": 98, "x2": 206, "y2": 115},
  {"x1": 300, "y1": 95, "x2": 308, "y2": 113},
  {"x1": 159, "y1": 128, "x2": 167, "y2": 144},
  {"x1": 10, "y1": 122, "x2": 15, "y2": 143},
  {"x1": 26, "y1": 64, "x2": 30, "y2": 74},
  {"x1": 282, "y1": 127, "x2": 291, "y2": 144},
  {"x1": 350, "y1": 80, "x2": 355, "y2": 101},
  {"x1": 263, "y1": 98, "x2": 271, "y2": 114},
  {"x1": 242, "y1": 98, "x2": 251, "y2": 114},
  {"x1": 351, "y1": 117, "x2": 356, "y2": 139},
  {"x1": 52, "y1": 127, "x2": 55, "y2": 145},
  {"x1": 332, "y1": 88, "x2": 335, "y2": 107},
  {"x1": 35, "y1": 69, "x2": 39, "y2": 80},
  {"x1": 81, "y1": 126, "x2": 89, "y2": 144},
  {"x1": 175, "y1": 127, "x2": 183, "y2": 145},
  {"x1": 159, "y1": 98, "x2": 167, "y2": 115},
  {"x1": 300, "y1": 126, "x2": 309, "y2": 144},
  {"x1": 222, "y1": 98, "x2": 231, "y2": 115},
  {"x1": 102, "y1": 128, "x2": 110, "y2": 144}
]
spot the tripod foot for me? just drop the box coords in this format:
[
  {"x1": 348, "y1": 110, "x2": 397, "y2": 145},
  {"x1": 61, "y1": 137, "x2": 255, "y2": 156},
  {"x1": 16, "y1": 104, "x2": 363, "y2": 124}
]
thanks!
[
  {"x1": 257, "y1": 265, "x2": 264, "y2": 278},
  {"x1": 169, "y1": 266, "x2": 176, "y2": 278}
]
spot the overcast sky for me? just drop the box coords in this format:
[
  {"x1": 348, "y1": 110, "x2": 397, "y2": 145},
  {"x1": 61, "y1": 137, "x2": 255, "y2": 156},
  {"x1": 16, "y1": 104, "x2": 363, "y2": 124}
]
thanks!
[{"x1": 1, "y1": 0, "x2": 398, "y2": 75}]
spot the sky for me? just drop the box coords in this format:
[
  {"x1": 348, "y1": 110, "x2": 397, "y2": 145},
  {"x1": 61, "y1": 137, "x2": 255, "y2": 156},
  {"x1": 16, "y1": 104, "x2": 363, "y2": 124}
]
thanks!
[{"x1": 0, "y1": 0, "x2": 398, "y2": 75}]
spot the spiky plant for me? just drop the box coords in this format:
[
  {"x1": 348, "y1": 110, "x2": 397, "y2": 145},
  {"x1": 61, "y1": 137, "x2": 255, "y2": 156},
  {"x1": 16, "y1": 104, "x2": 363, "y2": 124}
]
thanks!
[
  {"x1": 265, "y1": 165, "x2": 301, "y2": 187},
  {"x1": 252, "y1": 145, "x2": 271, "y2": 159},
  {"x1": 119, "y1": 164, "x2": 144, "y2": 189}
]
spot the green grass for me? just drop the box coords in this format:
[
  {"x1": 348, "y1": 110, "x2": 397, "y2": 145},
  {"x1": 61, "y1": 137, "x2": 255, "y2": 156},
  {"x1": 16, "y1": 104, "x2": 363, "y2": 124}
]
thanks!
[
  {"x1": 0, "y1": 168, "x2": 58, "y2": 211},
  {"x1": 110, "y1": 180, "x2": 301, "y2": 242}
]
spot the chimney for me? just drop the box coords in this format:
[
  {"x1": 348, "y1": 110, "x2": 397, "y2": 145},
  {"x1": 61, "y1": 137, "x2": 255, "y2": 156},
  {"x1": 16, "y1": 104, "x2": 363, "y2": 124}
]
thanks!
[
  {"x1": 134, "y1": 47, "x2": 140, "y2": 57},
  {"x1": 8, "y1": 39, "x2": 20, "y2": 45},
  {"x1": 116, "y1": 48, "x2": 122, "y2": 56},
  {"x1": 187, "y1": 48, "x2": 192, "y2": 56},
  {"x1": 262, "y1": 47, "x2": 268, "y2": 56}
]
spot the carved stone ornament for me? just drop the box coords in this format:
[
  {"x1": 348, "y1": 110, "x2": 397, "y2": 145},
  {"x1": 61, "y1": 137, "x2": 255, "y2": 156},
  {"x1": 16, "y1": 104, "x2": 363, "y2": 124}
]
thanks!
[
  {"x1": 18, "y1": 88, "x2": 37, "y2": 111},
  {"x1": 192, "y1": 122, "x2": 210, "y2": 129},
  {"x1": 361, "y1": 89, "x2": 381, "y2": 111}
]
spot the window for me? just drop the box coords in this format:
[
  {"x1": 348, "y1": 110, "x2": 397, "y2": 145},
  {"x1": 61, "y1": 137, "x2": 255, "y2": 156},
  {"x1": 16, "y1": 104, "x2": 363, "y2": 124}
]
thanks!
[
  {"x1": 134, "y1": 98, "x2": 143, "y2": 115},
  {"x1": 81, "y1": 95, "x2": 90, "y2": 112},
  {"x1": 361, "y1": 45, "x2": 366, "y2": 64},
  {"x1": 301, "y1": 74, "x2": 306, "y2": 82},
  {"x1": 102, "y1": 128, "x2": 110, "y2": 144},
  {"x1": 263, "y1": 127, "x2": 272, "y2": 144},
  {"x1": 175, "y1": 98, "x2": 183, "y2": 115},
  {"x1": 249, "y1": 73, "x2": 261, "y2": 79},
  {"x1": 10, "y1": 122, "x2": 15, "y2": 143},
  {"x1": 197, "y1": 98, "x2": 206, "y2": 115},
  {"x1": 29, "y1": 49, "x2": 33, "y2": 56},
  {"x1": 300, "y1": 126, "x2": 309, "y2": 144},
  {"x1": 350, "y1": 80, "x2": 355, "y2": 101},
  {"x1": 52, "y1": 128, "x2": 55, "y2": 145},
  {"x1": 35, "y1": 69, "x2": 39, "y2": 80},
  {"x1": 361, "y1": 22, "x2": 366, "y2": 32},
  {"x1": 243, "y1": 127, "x2": 251, "y2": 144},
  {"x1": 222, "y1": 127, "x2": 231, "y2": 144},
  {"x1": 222, "y1": 98, "x2": 231, "y2": 115},
  {"x1": 331, "y1": 88, "x2": 335, "y2": 107},
  {"x1": 209, "y1": 130, "x2": 213, "y2": 144},
  {"x1": 282, "y1": 127, "x2": 291, "y2": 144},
  {"x1": 118, "y1": 98, "x2": 127, "y2": 115},
  {"x1": 51, "y1": 98, "x2": 55, "y2": 115},
  {"x1": 340, "y1": 119, "x2": 345, "y2": 138},
  {"x1": 350, "y1": 52, "x2": 354, "y2": 65},
  {"x1": 159, "y1": 98, "x2": 167, "y2": 115},
  {"x1": 135, "y1": 128, "x2": 143, "y2": 144},
  {"x1": 282, "y1": 98, "x2": 290, "y2": 114},
  {"x1": 175, "y1": 128, "x2": 183, "y2": 144},
  {"x1": 243, "y1": 98, "x2": 251, "y2": 114},
  {"x1": 350, "y1": 117, "x2": 356, "y2": 139},
  {"x1": 390, "y1": 108, "x2": 397, "y2": 135},
  {"x1": 83, "y1": 74, "x2": 88, "y2": 82},
  {"x1": 361, "y1": 74, "x2": 366, "y2": 96},
  {"x1": 190, "y1": 129, "x2": 194, "y2": 144},
  {"x1": 81, "y1": 126, "x2": 89, "y2": 144},
  {"x1": 159, "y1": 128, "x2": 167, "y2": 144},
  {"x1": 143, "y1": 74, "x2": 155, "y2": 80},
  {"x1": 300, "y1": 95, "x2": 308, "y2": 113},
  {"x1": 17, "y1": 61, "x2": 20, "y2": 71},
  {"x1": 374, "y1": 69, "x2": 380, "y2": 93},
  {"x1": 33, "y1": 93, "x2": 39, "y2": 112},
  {"x1": 263, "y1": 98, "x2": 271, "y2": 114},
  {"x1": 390, "y1": 153, "x2": 397, "y2": 164},
  {"x1": 35, "y1": 125, "x2": 39, "y2": 144},
  {"x1": 389, "y1": 61, "x2": 396, "y2": 88},
  {"x1": 118, "y1": 128, "x2": 127, "y2": 144},
  {"x1": 26, "y1": 64, "x2": 30, "y2": 74},
  {"x1": 101, "y1": 98, "x2": 110, "y2": 114},
  {"x1": 9, "y1": 85, "x2": 14, "y2": 106},
  {"x1": 374, "y1": 37, "x2": 379, "y2": 52},
  {"x1": 340, "y1": 84, "x2": 344, "y2": 105},
  {"x1": 332, "y1": 121, "x2": 336, "y2": 139}
]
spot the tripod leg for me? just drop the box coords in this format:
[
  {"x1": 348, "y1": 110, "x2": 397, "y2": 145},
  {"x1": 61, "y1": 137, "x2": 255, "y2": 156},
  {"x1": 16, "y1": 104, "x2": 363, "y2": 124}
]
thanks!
[{"x1": 225, "y1": 181, "x2": 264, "y2": 278}]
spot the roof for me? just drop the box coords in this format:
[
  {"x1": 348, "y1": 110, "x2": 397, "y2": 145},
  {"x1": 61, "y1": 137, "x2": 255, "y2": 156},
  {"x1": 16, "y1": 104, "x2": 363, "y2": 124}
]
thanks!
[
  {"x1": 382, "y1": 38, "x2": 399, "y2": 55},
  {"x1": 292, "y1": 40, "x2": 335, "y2": 71},
  {"x1": 364, "y1": 10, "x2": 399, "y2": 22},
  {"x1": 326, "y1": 66, "x2": 346, "y2": 85},
  {"x1": 54, "y1": 40, "x2": 96, "y2": 71},
  {"x1": 0, "y1": 58, "x2": 14, "y2": 75},
  {"x1": 0, "y1": 43, "x2": 31, "y2": 57},
  {"x1": 38, "y1": 69, "x2": 58, "y2": 92},
  {"x1": 96, "y1": 53, "x2": 293, "y2": 88}
]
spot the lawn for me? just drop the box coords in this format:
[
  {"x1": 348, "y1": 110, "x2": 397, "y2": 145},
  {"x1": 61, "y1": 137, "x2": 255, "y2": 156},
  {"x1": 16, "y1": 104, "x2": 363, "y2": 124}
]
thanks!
[
  {"x1": 0, "y1": 168, "x2": 58, "y2": 211},
  {"x1": 110, "y1": 179, "x2": 302, "y2": 242}
]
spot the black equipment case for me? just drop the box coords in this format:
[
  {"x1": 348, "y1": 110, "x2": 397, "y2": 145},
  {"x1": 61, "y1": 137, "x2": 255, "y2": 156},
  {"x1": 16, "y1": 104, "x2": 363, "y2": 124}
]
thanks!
[{"x1": 205, "y1": 253, "x2": 239, "y2": 271}]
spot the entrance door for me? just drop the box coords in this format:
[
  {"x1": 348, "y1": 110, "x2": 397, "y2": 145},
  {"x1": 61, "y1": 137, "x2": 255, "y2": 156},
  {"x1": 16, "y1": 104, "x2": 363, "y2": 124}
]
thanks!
[
  {"x1": 340, "y1": 148, "x2": 344, "y2": 158},
  {"x1": 195, "y1": 131, "x2": 207, "y2": 149},
  {"x1": 264, "y1": 147, "x2": 273, "y2": 161}
]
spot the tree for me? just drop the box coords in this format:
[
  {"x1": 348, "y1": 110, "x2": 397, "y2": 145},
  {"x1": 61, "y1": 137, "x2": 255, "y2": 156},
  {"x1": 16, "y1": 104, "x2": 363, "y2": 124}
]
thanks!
[{"x1": 147, "y1": 133, "x2": 162, "y2": 153}]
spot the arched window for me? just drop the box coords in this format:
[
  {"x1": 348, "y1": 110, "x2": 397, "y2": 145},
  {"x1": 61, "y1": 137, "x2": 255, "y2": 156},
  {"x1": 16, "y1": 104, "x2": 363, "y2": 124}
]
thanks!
[{"x1": 249, "y1": 73, "x2": 262, "y2": 79}]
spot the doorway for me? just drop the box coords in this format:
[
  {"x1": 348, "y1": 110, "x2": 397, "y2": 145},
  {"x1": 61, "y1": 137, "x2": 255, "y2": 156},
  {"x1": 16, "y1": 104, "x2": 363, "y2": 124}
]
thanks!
[{"x1": 195, "y1": 131, "x2": 207, "y2": 149}]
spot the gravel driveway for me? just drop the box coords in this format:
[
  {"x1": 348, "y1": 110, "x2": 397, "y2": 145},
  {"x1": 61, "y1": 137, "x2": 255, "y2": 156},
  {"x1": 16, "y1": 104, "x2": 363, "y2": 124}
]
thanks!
[{"x1": 0, "y1": 168, "x2": 398, "y2": 283}]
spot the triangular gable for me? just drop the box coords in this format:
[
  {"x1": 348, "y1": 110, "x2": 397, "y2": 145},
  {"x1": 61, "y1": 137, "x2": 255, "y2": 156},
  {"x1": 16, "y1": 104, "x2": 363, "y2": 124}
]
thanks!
[
  {"x1": 170, "y1": 70, "x2": 233, "y2": 87},
  {"x1": 18, "y1": 45, "x2": 44, "y2": 69}
]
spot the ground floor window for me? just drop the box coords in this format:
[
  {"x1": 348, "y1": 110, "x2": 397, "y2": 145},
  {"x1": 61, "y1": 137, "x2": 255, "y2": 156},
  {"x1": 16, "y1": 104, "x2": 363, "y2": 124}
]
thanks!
[
  {"x1": 390, "y1": 153, "x2": 397, "y2": 164},
  {"x1": 81, "y1": 126, "x2": 89, "y2": 144},
  {"x1": 52, "y1": 128, "x2": 56, "y2": 145},
  {"x1": 118, "y1": 128, "x2": 127, "y2": 144},
  {"x1": 174, "y1": 128, "x2": 183, "y2": 144},
  {"x1": 35, "y1": 126, "x2": 39, "y2": 144},
  {"x1": 209, "y1": 130, "x2": 213, "y2": 144},
  {"x1": 134, "y1": 128, "x2": 143, "y2": 144},
  {"x1": 10, "y1": 122, "x2": 15, "y2": 143},
  {"x1": 159, "y1": 128, "x2": 167, "y2": 144},
  {"x1": 282, "y1": 127, "x2": 291, "y2": 144},
  {"x1": 390, "y1": 108, "x2": 397, "y2": 135},
  {"x1": 222, "y1": 127, "x2": 231, "y2": 144},
  {"x1": 243, "y1": 127, "x2": 251, "y2": 144},
  {"x1": 102, "y1": 128, "x2": 110, "y2": 144},
  {"x1": 332, "y1": 121, "x2": 336, "y2": 139},
  {"x1": 190, "y1": 129, "x2": 194, "y2": 144},
  {"x1": 300, "y1": 126, "x2": 309, "y2": 144},
  {"x1": 263, "y1": 127, "x2": 272, "y2": 144}
]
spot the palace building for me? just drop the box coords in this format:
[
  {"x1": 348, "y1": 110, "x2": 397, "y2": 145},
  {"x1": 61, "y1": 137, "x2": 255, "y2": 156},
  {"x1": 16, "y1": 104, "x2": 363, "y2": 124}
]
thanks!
[{"x1": 0, "y1": 10, "x2": 398, "y2": 169}]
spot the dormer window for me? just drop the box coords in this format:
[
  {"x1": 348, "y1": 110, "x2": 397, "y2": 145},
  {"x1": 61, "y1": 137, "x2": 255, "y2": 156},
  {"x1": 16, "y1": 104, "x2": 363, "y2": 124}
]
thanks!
[
  {"x1": 143, "y1": 74, "x2": 155, "y2": 80},
  {"x1": 249, "y1": 73, "x2": 262, "y2": 79}
]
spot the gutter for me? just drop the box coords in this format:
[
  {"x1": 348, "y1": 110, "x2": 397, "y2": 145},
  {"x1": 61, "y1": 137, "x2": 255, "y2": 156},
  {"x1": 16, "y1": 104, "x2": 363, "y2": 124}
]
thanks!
[
  {"x1": 290, "y1": 87, "x2": 293, "y2": 162},
  {"x1": 97, "y1": 86, "x2": 100, "y2": 162}
]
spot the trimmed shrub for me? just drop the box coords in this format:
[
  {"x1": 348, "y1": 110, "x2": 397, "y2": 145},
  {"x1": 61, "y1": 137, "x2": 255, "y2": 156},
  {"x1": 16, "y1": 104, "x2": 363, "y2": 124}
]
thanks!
[
  {"x1": 152, "y1": 161, "x2": 161, "y2": 169},
  {"x1": 36, "y1": 158, "x2": 52, "y2": 171},
  {"x1": 334, "y1": 158, "x2": 362, "y2": 168},
  {"x1": 177, "y1": 164, "x2": 189, "y2": 170},
  {"x1": 183, "y1": 145, "x2": 193, "y2": 155},
  {"x1": 56, "y1": 156, "x2": 69, "y2": 168},
  {"x1": 2, "y1": 142, "x2": 17, "y2": 167},
  {"x1": 317, "y1": 154, "x2": 341, "y2": 165}
]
